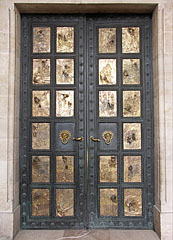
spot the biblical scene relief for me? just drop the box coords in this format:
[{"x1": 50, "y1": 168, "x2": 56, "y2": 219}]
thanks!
[
  {"x1": 32, "y1": 123, "x2": 50, "y2": 149},
  {"x1": 33, "y1": 27, "x2": 50, "y2": 53},
  {"x1": 56, "y1": 91, "x2": 74, "y2": 117},
  {"x1": 122, "y1": 27, "x2": 140, "y2": 53},
  {"x1": 124, "y1": 188, "x2": 142, "y2": 216},
  {"x1": 56, "y1": 189, "x2": 74, "y2": 217},
  {"x1": 100, "y1": 189, "x2": 118, "y2": 216},
  {"x1": 33, "y1": 59, "x2": 50, "y2": 85},
  {"x1": 99, "y1": 91, "x2": 117, "y2": 117},
  {"x1": 32, "y1": 189, "x2": 50, "y2": 216},
  {"x1": 123, "y1": 59, "x2": 140, "y2": 85},
  {"x1": 124, "y1": 156, "x2": 141, "y2": 182},
  {"x1": 99, "y1": 28, "x2": 116, "y2": 53},
  {"x1": 99, "y1": 59, "x2": 116, "y2": 85},
  {"x1": 100, "y1": 156, "x2": 117, "y2": 182},
  {"x1": 56, "y1": 156, "x2": 74, "y2": 182},
  {"x1": 123, "y1": 91, "x2": 141, "y2": 117},
  {"x1": 123, "y1": 123, "x2": 141, "y2": 149},
  {"x1": 32, "y1": 91, "x2": 50, "y2": 117},
  {"x1": 56, "y1": 27, "x2": 74, "y2": 52},
  {"x1": 56, "y1": 59, "x2": 74, "y2": 84},
  {"x1": 32, "y1": 156, "x2": 50, "y2": 183}
]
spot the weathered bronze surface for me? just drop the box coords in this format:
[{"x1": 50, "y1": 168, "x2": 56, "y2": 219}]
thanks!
[
  {"x1": 99, "y1": 91, "x2": 117, "y2": 117},
  {"x1": 123, "y1": 91, "x2": 141, "y2": 117},
  {"x1": 124, "y1": 188, "x2": 142, "y2": 216},
  {"x1": 56, "y1": 90, "x2": 74, "y2": 117},
  {"x1": 56, "y1": 189, "x2": 74, "y2": 217},
  {"x1": 32, "y1": 90, "x2": 50, "y2": 117},
  {"x1": 99, "y1": 28, "x2": 116, "y2": 53},
  {"x1": 32, "y1": 156, "x2": 50, "y2": 183},
  {"x1": 102, "y1": 131, "x2": 114, "y2": 144},
  {"x1": 122, "y1": 27, "x2": 140, "y2": 53},
  {"x1": 123, "y1": 59, "x2": 140, "y2": 85},
  {"x1": 56, "y1": 59, "x2": 74, "y2": 84},
  {"x1": 32, "y1": 123, "x2": 50, "y2": 149},
  {"x1": 56, "y1": 27, "x2": 74, "y2": 52},
  {"x1": 100, "y1": 189, "x2": 118, "y2": 216},
  {"x1": 124, "y1": 156, "x2": 142, "y2": 182},
  {"x1": 56, "y1": 156, "x2": 74, "y2": 183},
  {"x1": 100, "y1": 156, "x2": 117, "y2": 182},
  {"x1": 33, "y1": 27, "x2": 50, "y2": 53},
  {"x1": 33, "y1": 59, "x2": 50, "y2": 85},
  {"x1": 99, "y1": 59, "x2": 116, "y2": 85},
  {"x1": 123, "y1": 123, "x2": 141, "y2": 149},
  {"x1": 32, "y1": 189, "x2": 50, "y2": 216}
]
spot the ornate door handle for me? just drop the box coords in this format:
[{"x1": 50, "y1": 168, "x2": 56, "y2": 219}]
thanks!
[
  {"x1": 73, "y1": 136, "x2": 84, "y2": 141},
  {"x1": 90, "y1": 136, "x2": 100, "y2": 142}
]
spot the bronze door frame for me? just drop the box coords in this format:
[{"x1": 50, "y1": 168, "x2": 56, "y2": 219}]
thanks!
[{"x1": 20, "y1": 14, "x2": 154, "y2": 229}]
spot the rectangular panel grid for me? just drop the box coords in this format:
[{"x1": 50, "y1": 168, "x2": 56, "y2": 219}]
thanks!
[{"x1": 20, "y1": 14, "x2": 153, "y2": 230}]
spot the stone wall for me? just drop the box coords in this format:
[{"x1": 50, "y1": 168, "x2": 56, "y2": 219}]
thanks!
[{"x1": 0, "y1": 1, "x2": 172, "y2": 239}]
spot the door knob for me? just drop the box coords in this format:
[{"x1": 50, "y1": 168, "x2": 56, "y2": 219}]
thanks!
[
  {"x1": 73, "y1": 136, "x2": 84, "y2": 141},
  {"x1": 90, "y1": 136, "x2": 100, "y2": 142}
]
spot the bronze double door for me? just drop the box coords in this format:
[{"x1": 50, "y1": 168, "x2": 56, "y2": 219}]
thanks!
[{"x1": 20, "y1": 14, "x2": 154, "y2": 229}]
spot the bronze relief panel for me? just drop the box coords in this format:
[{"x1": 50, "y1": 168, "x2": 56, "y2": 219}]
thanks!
[
  {"x1": 33, "y1": 27, "x2": 50, "y2": 53},
  {"x1": 56, "y1": 189, "x2": 74, "y2": 217},
  {"x1": 32, "y1": 90, "x2": 50, "y2": 117},
  {"x1": 56, "y1": 59, "x2": 74, "y2": 84},
  {"x1": 124, "y1": 156, "x2": 142, "y2": 182},
  {"x1": 99, "y1": 59, "x2": 116, "y2": 85},
  {"x1": 56, "y1": 156, "x2": 74, "y2": 183},
  {"x1": 123, "y1": 91, "x2": 141, "y2": 117},
  {"x1": 123, "y1": 123, "x2": 141, "y2": 150},
  {"x1": 56, "y1": 27, "x2": 74, "y2": 53},
  {"x1": 99, "y1": 91, "x2": 117, "y2": 117},
  {"x1": 99, "y1": 28, "x2": 116, "y2": 53},
  {"x1": 122, "y1": 27, "x2": 140, "y2": 53},
  {"x1": 32, "y1": 123, "x2": 50, "y2": 150},
  {"x1": 32, "y1": 189, "x2": 50, "y2": 216},
  {"x1": 124, "y1": 188, "x2": 142, "y2": 216},
  {"x1": 100, "y1": 156, "x2": 117, "y2": 183},
  {"x1": 32, "y1": 156, "x2": 50, "y2": 183},
  {"x1": 33, "y1": 59, "x2": 50, "y2": 85},
  {"x1": 100, "y1": 189, "x2": 118, "y2": 216}
]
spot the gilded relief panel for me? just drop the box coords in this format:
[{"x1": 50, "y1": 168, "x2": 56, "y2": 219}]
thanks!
[
  {"x1": 99, "y1": 59, "x2": 116, "y2": 85},
  {"x1": 123, "y1": 123, "x2": 141, "y2": 149},
  {"x1": 124, "y1": 189, "x2": 142, "y2": 216},
  {"x1": 32, "y1": 123, "x2": 50, "y2": 149},
  {"x1": 56, "y1": 189, "x2": 74, "y2": 217},
  {"x1": 99, "y1": 91, "x2": 117, "y2": 117},
  {"x1": 56, "y1": 59, "x2": 74, "y2": 84},
  {"x1": 56, "y1": 156, "x2": 74, "y2": 183},
  {"x1": 100, "y1": 156, "x2": 117, "y2": 182},
  {"x1": 123, "y1": 91, "x2": 141, "y2": 117},
  {"x1": 99, "y1": 28, "x2": 116, "y2": 53},
  {"x1": 100, "y1": 189, "x2": 118, "y2": 216},
  {"x1": 32, "y1": 91, "x2": 50, "y2": 117},
  {"x1": 124, "y1": 156, "x2": 141, "y2": 182},
  {"x1": 122, "y1": 27, "x2": 140, "y2": 53},
  {"x1": 33, "y1": 27, "x2": 50, "y2": 53},
  {"x1": 56, "y1": 27, "x2": 74, "y2": 53},
  {"x1": 123, "y1": 59, "x2": 140, "y2": 85},
  {"x1": 32, "y1": 189, "x2": 50, "y2": 216},
  {"x1": 32, "y1": 156, "x2": 50, "y2": 183},
  {"x1": 56, "y1": 91, "x2": 74, "y2": 117},
  {"x1": 33, "y1": 59, "x2": 50, "y2": 85}
]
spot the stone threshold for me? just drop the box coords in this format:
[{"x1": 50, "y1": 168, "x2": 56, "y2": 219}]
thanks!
[{"x1": 15, "y1": 229, "x2": 160, "y2": 240}]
